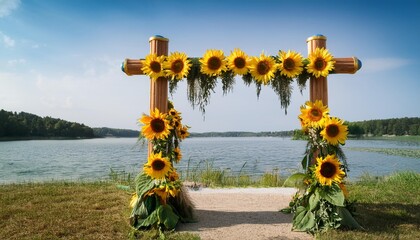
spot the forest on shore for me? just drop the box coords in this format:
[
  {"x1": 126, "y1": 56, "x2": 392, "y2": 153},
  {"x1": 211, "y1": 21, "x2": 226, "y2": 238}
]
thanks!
[{"x1": 1, "y1": 109, "x2": 419, "y2": 140}]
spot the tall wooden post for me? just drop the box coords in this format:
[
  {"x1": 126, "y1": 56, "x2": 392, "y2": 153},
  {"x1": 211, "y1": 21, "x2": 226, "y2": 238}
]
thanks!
[
  {"x1": 307, "y1": 34, "x2": 328, "y2": 105},
  {"x1": 148, "y1": 35, "x2": 169, "y2": 154},
  {"x1": 149, "y1": 35, "x2": 169, "y2": 114}
]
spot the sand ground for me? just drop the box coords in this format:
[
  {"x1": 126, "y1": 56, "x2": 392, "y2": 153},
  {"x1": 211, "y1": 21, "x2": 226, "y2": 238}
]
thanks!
[{"x1": 177, "y1": 188, "x2": 312, "y2": 240}]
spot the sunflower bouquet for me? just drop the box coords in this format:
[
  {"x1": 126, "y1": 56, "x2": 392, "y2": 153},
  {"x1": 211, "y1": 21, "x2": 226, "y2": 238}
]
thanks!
[
  {"x1": 140, "y1": 48, "x2": 335, "y2": 114},
  {"x1": 282, "y1": 100, "x2": 361, "y2": 234},
  {"x1": 129, "y1": 102, "x2": 194, "y2": 232}
]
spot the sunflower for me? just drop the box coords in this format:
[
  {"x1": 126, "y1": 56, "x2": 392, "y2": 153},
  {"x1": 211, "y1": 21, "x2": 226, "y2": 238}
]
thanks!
[
  {"x1": 164, "y1": 52, "x2": 191, "y2": 80},
  {"x1": 278, "y1": 50, "x2": 304, "y2": 78},
  {"x1": 141, "y1": 53, "x2": 166, "y2": 81},
  {"x1": 200, "y1": 49, "x2": 227, "y2": 76},
  {"x1": 178, "y1": 125, "x2": 190, "y2": 139},
  {"x1": 140, "y1": 108, "x2": 172, "y2": 140},
  {"x1": 227, "y1": 48, "x2": 250, "y2": 75},
  {"x1": 306, "y1": 48, "x2": 335, "y2": 78},
  {"x1": 167, "y1": 171, "x2": 179, "y2": 182},
  {"x1": 320, "y1": 117, "x2": 348, "y2": 145},
  {"x1": 249, "y1": 52, "x2": 277, "y2": 85},
  {"x1": 173, "y1": 147, "x2": 182, "y2": 163},
  {"x1": 299, "y1": 100, "x2": 329, "y2": 128},
  {"x1": 314, "y1": 154, "x2": 345, "y2": 186},
  {"x1": 143, "y1": 152, "x2": 172, "y2": 180},
  {"x1": 168, "y1": 108, "x2": 181, "y2": 122},
  {"x1": 147, "y1": 187, "x2": 169, "y2": 205}
]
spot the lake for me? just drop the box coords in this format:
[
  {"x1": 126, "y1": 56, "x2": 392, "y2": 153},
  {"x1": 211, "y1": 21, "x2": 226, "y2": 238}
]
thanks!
[{"x1": 0, "y1": 137, "x2": 419, "y2": 184}]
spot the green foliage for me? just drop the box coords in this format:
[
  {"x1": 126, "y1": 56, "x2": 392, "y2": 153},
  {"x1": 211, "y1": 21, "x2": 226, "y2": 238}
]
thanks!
[
  {"x1": 350, "y1": 117, "x2": 420, "y2": 136},
  {"x1": 93, "y1": 127, "x2": 139, "y2": 138},
  {"x1": 0, "y1": 109, "x2": 94, "y2": 139}
]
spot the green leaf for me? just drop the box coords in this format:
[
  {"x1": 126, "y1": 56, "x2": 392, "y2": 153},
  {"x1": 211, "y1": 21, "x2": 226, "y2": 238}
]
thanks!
[
  {"x1": 301, "y1": 155, "x2": 308, "y2": 170},
  {"x1": 298, "y1": 210, "x2": 315, "y2": 231},
  {"x1": 308, "y1": 190, "x2": 320, "y2": 211},
  {"x1": 135, "y1": 173, "x2": 155, "y2": 198},
  {"x1": 337, "y1": 207, "x2": 363, "y2": 230},
  {"x1": 137, "y1": 208, "x2": 159, "y2": 228},
  {"x1": 283, "y1": 173, "x2": 307, "y2": 189},
  {"x1": 319, "y1": 185, "x2": 345, "y2": 207},
  {"x1": 293, "y1": 206, "x2": 307, "y2": 227},
  {"x1": 280, "y1": 207, "x2": 292, "y2": 214},
  {"x1": 157, "y1": 205, "x2": 180, "y2": 230}
]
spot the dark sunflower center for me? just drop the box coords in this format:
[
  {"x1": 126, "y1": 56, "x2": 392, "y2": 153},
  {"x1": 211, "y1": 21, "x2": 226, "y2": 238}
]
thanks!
[
  {"x1": 257, "y1": 60, "x2": 270, "y2": 75},
  {"x1": 283, "y1": 58, "x2": 295, "y2": 71},
  {"x1": 171, "y1": 60, "x2": 184, "y2": 74},
  {"x1": 314, "y1": 58, "x2": 326, "y2": 70},
  {"x1": 208, "y1": 56, "x2": 222, "y2": 70},
  {"x1": 234, "y1": 57, "x2": 246, "y2": 69},
  {"x1": 150, "y1": 119, "x2": 165, "y2": 133},
  {"x1": 310, "y1": 109, "x2": 322, "y2": 121},
  {"x1": 320, "y1": 162, "x2": 337, "y2": 178},
  {"x1": 150, "y1": 61, "x2": 161, "y2": 73},
  {"x1": 326, "y1": 124, "x2": 339, "y2": 137},
  {"x1": 151, "y1": 159, "x2": 166, "y2": 171}
]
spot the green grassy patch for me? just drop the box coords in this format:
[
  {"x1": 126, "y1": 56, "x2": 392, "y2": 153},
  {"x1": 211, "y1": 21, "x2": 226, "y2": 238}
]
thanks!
[
  {"x1": 317, "y1": 171, "x2": 420, "y2": 240},
  {"x1": 1, "y1": 171, "x2": 419, "y2": 239}
]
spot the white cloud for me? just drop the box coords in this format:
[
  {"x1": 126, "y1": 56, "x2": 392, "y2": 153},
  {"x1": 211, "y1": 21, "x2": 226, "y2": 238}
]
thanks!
[
  {"x1": 0, "y1": 31, "x2": 15, "y2": 47},
  {"x1": 0, "y1": 0, "x2": 20, "y2": 18},
  {"x1": 362, "y1": 57, "x2": 411, "y2": 73},
  {"x1": 7, "y1": 58, "x2": 26, "y2": 66}
]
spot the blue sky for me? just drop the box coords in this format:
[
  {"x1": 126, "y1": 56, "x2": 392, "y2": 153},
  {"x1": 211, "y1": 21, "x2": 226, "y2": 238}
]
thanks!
[{"x1": 1, "y1": 0, "x2": 419, "y2": 132}]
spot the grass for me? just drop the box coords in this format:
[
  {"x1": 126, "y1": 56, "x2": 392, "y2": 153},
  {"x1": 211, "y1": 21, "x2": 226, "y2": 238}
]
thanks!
[
  {"x1": 179, "y1": 159, "x2": 285, "y2": 188},
  {"x1": 317, "y1": 171, "x2": 420, "y2": 240},
  {"x1": 1, "y1": 171, "x2": 419, "y2": 239}
]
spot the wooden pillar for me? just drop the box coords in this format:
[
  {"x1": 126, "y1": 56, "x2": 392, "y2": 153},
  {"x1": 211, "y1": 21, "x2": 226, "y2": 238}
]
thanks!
[
  {"x1": 148, "y1": 35, "x2": 169, "y2": 154},
  {"x1": 307, "y1": 35, "x2": 328, "y2": 106},
  {"x1": 149, "y1": 35, "x2": 169, "y2": 114}
]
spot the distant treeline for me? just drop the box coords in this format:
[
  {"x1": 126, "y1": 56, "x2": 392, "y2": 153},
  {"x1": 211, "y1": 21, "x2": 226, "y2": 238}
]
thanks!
[
  {"x1": 93, "y1": 127, "x2": 140, "y2": 138},
  {"x1": 0, "y1": 109, "x2": 94, "y2": 139},
  {"x1": 189, "y1": 131, "x2": 294, "y2": 138},
  {"x1": 348, "y1": 117, "x2": 420, "y2": 136},
  {"x1": 293, "y1": 117, "x2": 420, "y2": 139}
]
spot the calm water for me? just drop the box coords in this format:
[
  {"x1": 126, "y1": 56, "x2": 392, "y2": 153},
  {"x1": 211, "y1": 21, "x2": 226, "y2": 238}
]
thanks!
[{"x1": 0, "y1": 137, "x2": 419, "y2": 184}]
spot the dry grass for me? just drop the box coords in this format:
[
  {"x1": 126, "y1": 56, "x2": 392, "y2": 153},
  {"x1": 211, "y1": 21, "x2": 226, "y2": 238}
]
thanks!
[{"x1": 0, "y1": 182, "x2": 132, "y2": 240}]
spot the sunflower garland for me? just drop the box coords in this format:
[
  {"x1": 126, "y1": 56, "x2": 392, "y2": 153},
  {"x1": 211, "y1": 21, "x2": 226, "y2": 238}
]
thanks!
[
  {"x1": 282, "y1": 100, "x2": 361, "y2": 234},
  {"x1": 141, "y1": 48, "x2": 334, "y2": 114},
  {"x1": 130, "y1": 102, "x2": 193, "y2": 232}
]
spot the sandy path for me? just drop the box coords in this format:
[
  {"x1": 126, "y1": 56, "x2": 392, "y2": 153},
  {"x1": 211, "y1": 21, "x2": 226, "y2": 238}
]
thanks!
[{"x1": 177, "y1": 188, "x2": 312, "y2": 240}]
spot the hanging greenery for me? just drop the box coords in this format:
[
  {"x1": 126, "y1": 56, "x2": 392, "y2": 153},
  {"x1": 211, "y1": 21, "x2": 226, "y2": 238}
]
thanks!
[{"x1": 141, "y1": 48, "x2": 335, "y2": 114}]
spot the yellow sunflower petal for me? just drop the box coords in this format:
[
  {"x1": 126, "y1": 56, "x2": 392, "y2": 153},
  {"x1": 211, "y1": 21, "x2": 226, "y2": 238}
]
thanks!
[
  {"x1": 249, "y1": 52, "x2": 277, "y2": 85},
  {"x1": 278, "y1": 50, "x2": 304, "y2": 78},
  {"x1": 320, "y1": 117, "x2": 348, "y2": 145},
  {"x1": 143, "y1": 152, "x2": 172, "y2": 180},
  {"x1": 141, "y1": 54, "x2": 166, "y2": 81},
  {"x1": 164, "y1": 52, "x2": 191, "y2": 80},
  {"x1": 227, "y1": 48, "x2": 250, "y2": 75},
  {"x1": 298, "y1": 100, "x2": 329, "y2": 128},
  {"x1": 306, "y1": 48, "x2": 335, "y2": 78},
  {"x1": 139, "y1": 108, "x2": 172, "y2": 140},
  {"x1": 315, "y1": 154, "x2": 345, "y2": 186},
  {"x1": 200, "y1": 49, "x2": 227, "y2": 76}
]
